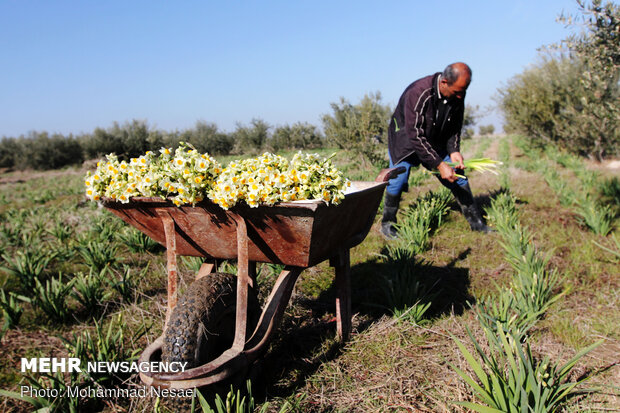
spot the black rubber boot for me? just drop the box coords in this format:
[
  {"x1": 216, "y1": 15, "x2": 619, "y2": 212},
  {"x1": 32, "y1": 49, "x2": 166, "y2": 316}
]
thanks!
[
  {"x1": 381, "y1": 192, "x2": 401, "y2": 240},
  {"x1": 451, "y1": 183, "x2": 494, "y2": 233},
  {"x1": 462, "y1": 204, "x2": 495, "y2": 233}
]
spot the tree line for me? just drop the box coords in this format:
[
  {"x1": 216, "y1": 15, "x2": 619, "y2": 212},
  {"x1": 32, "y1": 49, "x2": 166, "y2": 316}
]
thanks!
[
  {"x1": 0, "y1": 91, "x2": 484, "y2": 172},
  {"x1": 0, "y1": 119, "x2": 325, "y2": 171}
]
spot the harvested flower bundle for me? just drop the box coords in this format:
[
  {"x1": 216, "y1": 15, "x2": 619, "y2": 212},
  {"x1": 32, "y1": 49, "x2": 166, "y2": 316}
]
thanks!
[
  {"x1": 436, "y1": 157, "x2": 503, "y2": 179},
  {"x1": 85, "y1": 146, "x2": 351, "y2": 208}
]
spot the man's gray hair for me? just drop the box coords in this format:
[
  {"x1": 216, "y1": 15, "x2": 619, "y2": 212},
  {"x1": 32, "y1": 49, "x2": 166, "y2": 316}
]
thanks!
[{"x1": 442, "y1": 63, "x2": 472, "y2": 85}]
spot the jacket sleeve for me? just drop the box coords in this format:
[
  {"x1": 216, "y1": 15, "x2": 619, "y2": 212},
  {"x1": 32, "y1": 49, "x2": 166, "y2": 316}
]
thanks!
[
  {"x1": 446, "y1": 105, "x2": 464, "y2": 154},
  {"x1": 403, "y1": 88, "x2": 443, "y2": 169}
]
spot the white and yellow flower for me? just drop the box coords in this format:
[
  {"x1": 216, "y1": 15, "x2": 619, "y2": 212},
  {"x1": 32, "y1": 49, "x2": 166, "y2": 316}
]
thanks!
[{"x1": 86, "y1": 147, "x2": 350, "y2": 208}]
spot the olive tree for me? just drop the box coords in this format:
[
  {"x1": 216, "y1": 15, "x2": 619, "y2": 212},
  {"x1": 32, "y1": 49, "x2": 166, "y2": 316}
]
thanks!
[
  {"x1": 462, "y1": 104, "x2": 480, "y2": 139},
  {"x1": 80, "y1": 120, "x2": 160, "y2": 160},
  {"x1": 269, "y1": 122, "x2": 324, "y2": 151},
  {"x1": 479, "y1": 125, "x2": 495, "y2": 136},
  {"x1": 0, "y1": 137, "x2": 19, "y2": 168},
  {"x1": 557, "y1": 0, "x2": 619, "y2": 159},
  {"x1": 498, "y1": 0, "x2": 619, "y2": 159},
  {"x1": 232, "y1": 118, "x2": 270, "y2": 154},
  {"x1": 321, "y1": 92, "x2": 391, "y2": 167},
  {"x1": 180, "y1": 121, "x2": 234, "y2": 155}
]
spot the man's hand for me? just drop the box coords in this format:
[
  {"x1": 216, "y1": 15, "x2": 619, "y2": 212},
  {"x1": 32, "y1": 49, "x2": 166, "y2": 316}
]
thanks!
[
  {"x1": 450, "y1": 152, "x2": 465, "y2": 169},
  {"x1": 437, "y1": 161, "x2": 458, "y2": 183}
]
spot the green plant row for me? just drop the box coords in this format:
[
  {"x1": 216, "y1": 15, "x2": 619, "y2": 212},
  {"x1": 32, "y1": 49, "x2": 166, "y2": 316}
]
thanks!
[
  {"x1": 378, "y1": 247, "x2": 436, "y2": 325},
  {"x1": 473, "y1": 137, "x2": 493, "y2": 159},
  {"x1": 0, "y1": 266, "x2": 146, "y2": 326},
  {"x1": 514, "y1": 138, "x2": 616, "y2": 236},
  {"x1": 392, "y1": 188, "x2": 452, "y2": 255},
  {"x1": 497, "y1": 137, "x2": 512, "y2": 190},
  {"x1": 373, "y1": 188, "x2": 454, "y2": 325},
  {"x1": 483, "y1": 191, "x2": 564, "y2": 340},
  {"x1": 450, "y1": 325, "x2": 601, "y2": 413},
  {"x1": 450, "y1": 180, "x2": 600, "y2": 412}
]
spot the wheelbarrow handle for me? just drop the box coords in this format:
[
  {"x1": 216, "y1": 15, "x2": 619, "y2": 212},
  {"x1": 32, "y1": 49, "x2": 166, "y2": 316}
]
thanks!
[{"x1": 375, "y1": 166, "x2": 407, "y2": 183}]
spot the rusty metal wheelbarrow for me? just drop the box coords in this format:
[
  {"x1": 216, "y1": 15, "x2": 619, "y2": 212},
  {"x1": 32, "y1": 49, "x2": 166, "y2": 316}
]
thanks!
[{"x1": 101, "y1": 168, "x2": 401, "y2": 389}]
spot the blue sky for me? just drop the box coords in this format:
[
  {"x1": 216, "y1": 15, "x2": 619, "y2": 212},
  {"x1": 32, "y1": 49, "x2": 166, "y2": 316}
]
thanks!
[{"x1": 0, "y1": 1, "x2": 580, "y2": 138}]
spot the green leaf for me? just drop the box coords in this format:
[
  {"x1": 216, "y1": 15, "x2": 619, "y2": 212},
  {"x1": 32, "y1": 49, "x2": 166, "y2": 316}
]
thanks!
[
  {"x1": 489, "y1": 373, "x2": 508, "y2": 410},
  {"x1": 557, "y1": 340, "x2": 602, "y2": 379},
  {"x1": 450, "y1": 364, "x2": 495, "y2": 405},
  {"x1": 196, "y1": 389, "x2": 215, "y2": 412},
  {"x1": 450, "y1": 334, "x2": 492, "y2": 390},
  {"x1": 454, "y1": 401, "x2": 506, "y2": 413},
  {"x1": 0, "y1": 389, "x2": 51, "y2": 409}
]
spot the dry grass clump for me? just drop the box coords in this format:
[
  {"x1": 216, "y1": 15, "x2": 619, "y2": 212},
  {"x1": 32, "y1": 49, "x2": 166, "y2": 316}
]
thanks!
[{"x1": 292, "y1": 314, "x2": 486, "y2": 412}]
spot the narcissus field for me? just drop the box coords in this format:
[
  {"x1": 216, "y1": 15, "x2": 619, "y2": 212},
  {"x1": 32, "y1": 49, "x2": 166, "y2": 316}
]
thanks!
[{"x1": 0, "y1": 135, "x2": 618, "y2": 412}]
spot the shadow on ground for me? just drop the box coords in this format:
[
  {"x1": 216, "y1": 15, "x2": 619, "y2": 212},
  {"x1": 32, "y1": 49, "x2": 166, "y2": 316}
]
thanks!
[{"x1": 227, "y1": 247, "x2": 474, "y2": 403}]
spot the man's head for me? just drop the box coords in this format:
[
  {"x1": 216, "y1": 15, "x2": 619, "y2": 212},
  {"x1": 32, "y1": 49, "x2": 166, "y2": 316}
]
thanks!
[{"x1": 439, "y1": 62, "x2": 472, "y2": 100}]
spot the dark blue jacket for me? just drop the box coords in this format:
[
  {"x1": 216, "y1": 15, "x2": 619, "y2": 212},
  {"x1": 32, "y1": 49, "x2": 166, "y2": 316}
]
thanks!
[{"x1": 388, "y1": 73, "x2": 464, "y2": 168}]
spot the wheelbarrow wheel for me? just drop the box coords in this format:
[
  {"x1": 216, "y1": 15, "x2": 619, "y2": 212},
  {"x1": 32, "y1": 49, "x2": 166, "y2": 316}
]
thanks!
[{"x1": 162, "y1": 272, "x2": 260, "y2": 369}]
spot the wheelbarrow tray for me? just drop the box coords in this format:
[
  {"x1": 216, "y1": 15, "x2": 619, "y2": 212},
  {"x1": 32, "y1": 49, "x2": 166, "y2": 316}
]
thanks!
[{"x1": 101, "y1": 180, "x2": 386, "y2": 267}]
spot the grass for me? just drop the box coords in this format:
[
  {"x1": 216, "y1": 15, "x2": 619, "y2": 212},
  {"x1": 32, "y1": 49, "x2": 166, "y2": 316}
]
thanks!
[{"x1": 0, "y1": 138, "x2": 618, "y2": 412}]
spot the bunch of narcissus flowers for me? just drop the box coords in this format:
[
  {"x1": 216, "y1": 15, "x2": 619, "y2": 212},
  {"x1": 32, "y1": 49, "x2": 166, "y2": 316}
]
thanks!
[
  {"x1": 84, "y1": 143, "x2": 222, "y2": 206},
  {"x1": 84, "y1": 144, "x2": 351, "y2": 209},
  {"x1": 210, "y1": 152, "x2": 350, "y2": 209}
]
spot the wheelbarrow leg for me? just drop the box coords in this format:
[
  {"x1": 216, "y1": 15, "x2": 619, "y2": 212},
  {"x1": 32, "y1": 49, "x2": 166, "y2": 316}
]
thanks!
[
  {"x1": 330, "y1": 249, "x2": 352, "y2": 341},
  {"x1": 230, "y1": 213, "x2": 255, "y2": 351},
  {"x1": 161, "y1": 214, "x2": 178, "y2": 327},
  {"x1": 245, "y1": 265, "x2": 303, "y2": 355}
]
